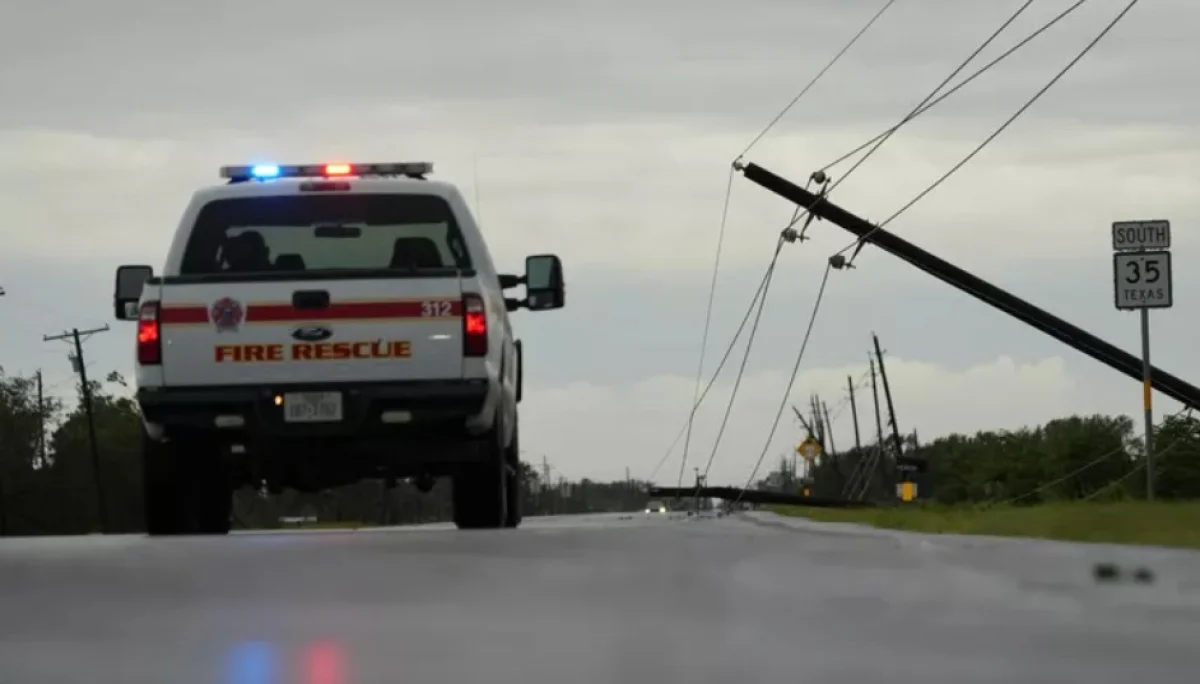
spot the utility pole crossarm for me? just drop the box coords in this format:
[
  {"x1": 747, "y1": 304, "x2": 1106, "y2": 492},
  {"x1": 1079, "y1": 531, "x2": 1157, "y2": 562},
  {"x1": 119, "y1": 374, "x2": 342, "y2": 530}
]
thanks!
[
  {"x1": 43, "y1": 324, "x2": 110, "y2": 343},
  {"x1": 736, "y1": 162, "x2": 1200, "y2": 410}
]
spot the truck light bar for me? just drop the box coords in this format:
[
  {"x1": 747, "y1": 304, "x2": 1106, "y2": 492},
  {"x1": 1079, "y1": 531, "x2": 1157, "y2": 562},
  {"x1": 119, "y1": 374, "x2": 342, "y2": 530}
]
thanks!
[{"x1": 219, "y1": 162, "x2": 434, "y2": 182}]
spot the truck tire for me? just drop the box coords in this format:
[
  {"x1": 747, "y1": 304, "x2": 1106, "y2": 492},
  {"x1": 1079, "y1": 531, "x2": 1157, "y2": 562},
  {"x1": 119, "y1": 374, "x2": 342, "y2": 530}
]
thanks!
[
  {"x1": 452, "y1": 416, "x2": 508, "y2": 530},
  {"x1": 143, "y1": 431, "x2": 185, "y2": 535},
  {"x1": 142, "y1": 429, "x2": 232, "y2": 536},
  {"x1": 504, "y1": 421, "x2": 522, "y2": 529}
]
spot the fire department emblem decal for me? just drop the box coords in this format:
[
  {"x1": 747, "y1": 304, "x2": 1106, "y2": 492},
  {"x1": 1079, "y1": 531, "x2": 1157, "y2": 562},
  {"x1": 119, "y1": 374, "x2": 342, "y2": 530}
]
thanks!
[{"x1": 210, "y1": 297, "x2": 245, "y2": 333}]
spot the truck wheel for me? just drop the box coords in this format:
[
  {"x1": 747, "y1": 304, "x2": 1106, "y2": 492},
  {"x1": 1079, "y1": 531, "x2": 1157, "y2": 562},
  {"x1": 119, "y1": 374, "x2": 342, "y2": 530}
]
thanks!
[
  {"x1": 142, "y1": 430, "x2": 231, "y2": 536},
  {"x1": 143, "y1": 430, "x2": 186, "y2": 536},
  {"x1": 191, "y1": 454, "x2": 233, "y2": 535},
  {"x1": 452, "y1": 417, "x2": 508, "y2": 530},
  {"x1": 504, "y1": 422, "x2": 522, "y2": 529}
]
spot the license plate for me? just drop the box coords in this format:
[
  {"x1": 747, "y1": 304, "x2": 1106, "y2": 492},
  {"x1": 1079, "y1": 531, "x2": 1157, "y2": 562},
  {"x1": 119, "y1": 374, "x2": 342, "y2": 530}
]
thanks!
[{"x1": 283, "y1": 392, "x2": 343, "y2": 423}]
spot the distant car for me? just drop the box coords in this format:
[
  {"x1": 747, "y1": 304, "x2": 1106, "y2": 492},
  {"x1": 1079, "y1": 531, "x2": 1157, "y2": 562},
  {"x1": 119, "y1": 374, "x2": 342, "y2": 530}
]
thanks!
[{"x1": 644, "y1": 501, "x2": 668, "y2": 514}]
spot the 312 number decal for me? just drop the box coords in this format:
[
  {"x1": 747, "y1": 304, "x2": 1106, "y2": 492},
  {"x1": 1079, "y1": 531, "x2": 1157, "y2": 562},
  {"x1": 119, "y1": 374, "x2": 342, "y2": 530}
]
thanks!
[{"x1": 421, "y1": 300, "x2": 453, "y2": 317}]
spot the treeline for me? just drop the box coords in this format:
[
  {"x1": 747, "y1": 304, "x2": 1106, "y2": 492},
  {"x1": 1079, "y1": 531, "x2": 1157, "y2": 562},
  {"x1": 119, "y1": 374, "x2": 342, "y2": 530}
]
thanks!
[
  {"x1": 7, "y1": 365, "x2": 1199, "y2": 537},
  {"x1": 0, "y1": 369, "x2": 652, "y2": 536},
  {"x1": 756, "y1": 412, "x2": 1200, "y2": 505}
]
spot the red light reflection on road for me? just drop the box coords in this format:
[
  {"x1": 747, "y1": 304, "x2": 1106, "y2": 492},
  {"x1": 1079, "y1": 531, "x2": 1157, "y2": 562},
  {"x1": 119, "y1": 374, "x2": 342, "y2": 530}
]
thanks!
[{"x1": 304, "y1": 641, "x2": 345, "y2": 684}]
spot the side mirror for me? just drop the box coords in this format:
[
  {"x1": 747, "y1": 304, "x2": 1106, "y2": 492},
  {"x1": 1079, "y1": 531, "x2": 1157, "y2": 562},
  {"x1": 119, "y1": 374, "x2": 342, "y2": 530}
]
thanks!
[
  {"x1": 524, "y1": 254, "x2": 564, "y2": 311},
  {"x1": 114, "y1": 265, "x2": 154, "y2": 320},
  {"x1": 499, "y1": 274, "x2": 523, "y2": 290}
]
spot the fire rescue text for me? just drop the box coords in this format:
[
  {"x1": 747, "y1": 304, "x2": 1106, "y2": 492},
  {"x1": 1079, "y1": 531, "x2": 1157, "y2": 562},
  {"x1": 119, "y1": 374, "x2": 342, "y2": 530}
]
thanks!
[{"x1": 214, "y1": 341, "x2": 412, "y2": 362}]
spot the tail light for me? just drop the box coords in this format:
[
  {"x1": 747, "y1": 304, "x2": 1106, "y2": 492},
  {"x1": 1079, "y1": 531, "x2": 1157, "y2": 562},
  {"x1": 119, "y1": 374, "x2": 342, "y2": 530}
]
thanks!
[
  {"x1": 462, "y1": 294, "x2": 488, "y2": 357},
  {"x1": 137, "y1": 301, "x2": 162, "y2": 365}
]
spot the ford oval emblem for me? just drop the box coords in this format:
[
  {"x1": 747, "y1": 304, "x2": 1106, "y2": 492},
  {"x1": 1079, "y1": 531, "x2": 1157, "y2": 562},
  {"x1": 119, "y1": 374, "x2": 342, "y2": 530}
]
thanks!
[{"x1": 291, "y1": 325, "x2": 333, "y2": 342}]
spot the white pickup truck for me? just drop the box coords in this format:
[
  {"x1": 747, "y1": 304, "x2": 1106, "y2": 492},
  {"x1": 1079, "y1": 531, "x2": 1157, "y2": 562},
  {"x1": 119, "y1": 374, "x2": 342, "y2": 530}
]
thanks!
[{"x1": 112, "y1": 161, "x2": 565, "y2": 535}]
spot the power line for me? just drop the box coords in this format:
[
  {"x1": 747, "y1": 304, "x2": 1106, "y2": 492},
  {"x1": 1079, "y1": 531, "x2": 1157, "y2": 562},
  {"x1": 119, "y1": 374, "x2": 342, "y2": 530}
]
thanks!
[
  {"x1": 679, "y1": 167, "x2": 736, "y2": 489},
  {"x1": 800, "y1": 0, "x2": 1039, "y2": 211},
  {"x1": 736, "y1": 0, "x2": 899, "y2": 160},
  {"x1": 699, "y1": 238, "x2": 787, "y2": 481},
  {"x1": 735, "y1": 261, "x2": 834, "y2": 502},
  {"x1": 681, "y1": 0, "x2": 898, "y2": 488},
  {"x1": 646, "y1": 250, "x2": 782, "y2": 483},
  {"x1": 817, "y1": 0, "x2": 1088, "y2": 176},
  {"x1": 782, "y1": 0, "x2": 1078, "y2": 240},
  {"x1": 680, "y1": 181, "x2": 830, "y2": 485},
  {"x1": 837, "y1": 0, "x2": 1141, "y2": 263}
]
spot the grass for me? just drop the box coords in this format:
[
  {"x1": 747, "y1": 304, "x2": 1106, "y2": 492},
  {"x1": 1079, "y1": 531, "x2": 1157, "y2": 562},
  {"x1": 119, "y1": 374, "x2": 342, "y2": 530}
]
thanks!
[{"x1": 771, "y1": 500, "x2": 1200, "y2": 550}]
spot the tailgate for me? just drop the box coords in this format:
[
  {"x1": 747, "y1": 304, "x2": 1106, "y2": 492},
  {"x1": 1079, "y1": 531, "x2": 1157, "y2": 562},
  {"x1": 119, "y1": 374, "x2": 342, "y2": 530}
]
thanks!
[{"x1": 157, "y1": 278, "x2": 464, "y2": 387}]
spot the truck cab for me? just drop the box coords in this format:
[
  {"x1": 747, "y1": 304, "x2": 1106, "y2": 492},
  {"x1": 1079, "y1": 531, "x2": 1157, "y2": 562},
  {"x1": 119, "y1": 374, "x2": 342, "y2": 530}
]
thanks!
[{"x1": 112, "y1": 161, "x2": 565, "y2": 535}]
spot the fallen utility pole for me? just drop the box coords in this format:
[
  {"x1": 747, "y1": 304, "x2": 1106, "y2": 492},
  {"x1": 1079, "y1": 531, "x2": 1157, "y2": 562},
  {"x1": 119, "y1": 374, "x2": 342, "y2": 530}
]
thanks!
[
  {"x1": 737, "y1": 162, "x2": 1200, "y2": 410},
  {"x1": 649, "y1": 485, "x2": 873, "y2": 509},
  {"x1": 44, "y1": 325, "x2": 110, "y2": 533}
]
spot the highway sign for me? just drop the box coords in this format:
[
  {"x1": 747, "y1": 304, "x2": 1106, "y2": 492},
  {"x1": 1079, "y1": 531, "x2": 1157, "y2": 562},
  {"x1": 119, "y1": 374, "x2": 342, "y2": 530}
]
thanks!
[
  {"x1": 796, "y1": 436, "x2": 822, "y2": 462},
  {"x1": 1112, "y1": 220, "x2": 1170, "y2": 251},
  {"x1": 1113, "y1": 251, "x2": 1173, "y2": 310},
  {"x1": 1109, "y1": 217, "x2": 1175, "y2": 502}
]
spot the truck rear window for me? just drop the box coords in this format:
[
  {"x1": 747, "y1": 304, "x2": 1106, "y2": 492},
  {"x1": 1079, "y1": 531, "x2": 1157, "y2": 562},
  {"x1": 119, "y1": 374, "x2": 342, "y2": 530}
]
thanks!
[{"x1": 179, "y1": 194, "x2": 472, "y2": 275}]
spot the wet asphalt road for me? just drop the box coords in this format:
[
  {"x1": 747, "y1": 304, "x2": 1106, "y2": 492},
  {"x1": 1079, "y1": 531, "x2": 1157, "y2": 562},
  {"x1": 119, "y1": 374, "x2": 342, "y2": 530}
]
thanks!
[{"x1": 1, "y1": 511, "x2": 1199, "y2": 683}]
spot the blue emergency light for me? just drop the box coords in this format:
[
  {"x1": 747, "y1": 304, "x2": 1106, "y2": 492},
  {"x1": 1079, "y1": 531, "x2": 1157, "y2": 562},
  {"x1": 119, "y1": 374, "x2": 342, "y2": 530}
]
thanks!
[
  {"x1": 250, "y1": 164, "x2": 280, "y2": 178},
  {"x1": 220, "y1": 161, "x2": 434, "y2": 182}
]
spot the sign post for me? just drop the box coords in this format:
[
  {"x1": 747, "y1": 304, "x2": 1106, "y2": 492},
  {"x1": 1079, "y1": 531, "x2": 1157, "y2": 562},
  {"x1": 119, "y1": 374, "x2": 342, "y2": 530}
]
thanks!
[{"x1": 1111, "y1": 219, "x2": 1172, "y2": 500}]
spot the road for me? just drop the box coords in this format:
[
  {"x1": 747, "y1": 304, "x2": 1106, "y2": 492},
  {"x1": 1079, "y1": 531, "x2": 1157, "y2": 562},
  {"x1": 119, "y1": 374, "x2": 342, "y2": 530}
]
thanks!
[{"x1": 1, "y1": 511, "x2": 1199, "y2": 683}]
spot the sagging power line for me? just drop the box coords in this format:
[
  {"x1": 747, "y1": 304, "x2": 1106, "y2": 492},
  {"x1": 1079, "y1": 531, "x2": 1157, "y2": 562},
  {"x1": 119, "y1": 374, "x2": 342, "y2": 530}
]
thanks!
[
  {"x1": 837, "y1": 0, "x2": 1142, "y2": 265},
  {"x1": 727, "y1": 3, "x2": 1141, "y2": 499},
  {"x1": 678, "y1": 0, "x2": 899, "y2": 489}
]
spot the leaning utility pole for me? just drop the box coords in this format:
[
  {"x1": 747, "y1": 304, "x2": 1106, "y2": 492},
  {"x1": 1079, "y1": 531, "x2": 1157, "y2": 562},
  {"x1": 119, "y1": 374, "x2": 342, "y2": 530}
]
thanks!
[
  {"x1": 809, "y1": 395, "x2": 825, "y2": 448},
  {"x1": 857, "y1": 354, "x2": 886, "y2": 498},
  {"x1": 869, "y1": 356, "x2": 884, "y2": 449},
  {"x1": 44, "y1": 325, "x2": 110, "y2": 533},
  {"x1": 873, "y1": 333, "x2": 904, "y2": 459},
  {"x1": 820, "y1": 400, "x2": 837, "y2": 455},
  {"x1": 847, "y1": 375, "x2": 862, "y2": 451}
]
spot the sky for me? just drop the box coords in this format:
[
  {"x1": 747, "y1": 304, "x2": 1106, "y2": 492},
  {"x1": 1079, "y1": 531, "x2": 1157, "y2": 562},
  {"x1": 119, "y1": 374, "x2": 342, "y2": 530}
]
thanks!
[{"x1": 1, "y1": 0, "x2": 1197, "y2": 486}]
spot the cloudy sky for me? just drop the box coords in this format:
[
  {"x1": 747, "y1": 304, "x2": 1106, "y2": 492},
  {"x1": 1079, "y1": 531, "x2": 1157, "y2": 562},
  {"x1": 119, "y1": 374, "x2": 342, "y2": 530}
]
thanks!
[{"x1": 2, "y1": 0, "x2": 1196, "y2": 486}]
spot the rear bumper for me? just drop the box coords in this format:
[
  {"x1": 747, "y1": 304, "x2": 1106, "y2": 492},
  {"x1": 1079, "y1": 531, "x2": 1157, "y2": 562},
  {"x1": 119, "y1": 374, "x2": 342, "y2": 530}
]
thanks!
[{"x1": 137, "y1": 379, "x2": 490, "y2": 441}]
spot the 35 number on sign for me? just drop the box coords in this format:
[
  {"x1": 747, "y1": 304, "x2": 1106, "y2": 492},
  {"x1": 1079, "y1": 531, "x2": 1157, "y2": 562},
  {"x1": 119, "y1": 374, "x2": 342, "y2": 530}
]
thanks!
[
  {"x1": 1112, "y1": 251, "x2": 1173, "y2": 310},
  {"x1": 421, "y1": 300, "x2": 453, "y2": 317},
  {"x1": 1123, "y1": 259, "x2": 1161, "y2": 285}
]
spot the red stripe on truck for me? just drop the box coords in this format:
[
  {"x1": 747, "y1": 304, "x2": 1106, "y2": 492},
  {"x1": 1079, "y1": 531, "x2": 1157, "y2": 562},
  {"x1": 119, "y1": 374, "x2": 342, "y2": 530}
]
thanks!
[
  {"x1": 159, "y1": 306, "x2": 210, "y2": 324},
  {"x1": 159, "y1": 299, "x2": 462, "y2": 325},
  {"x1": 248, "y1": 300, "x2": 462, "y2": 322}
]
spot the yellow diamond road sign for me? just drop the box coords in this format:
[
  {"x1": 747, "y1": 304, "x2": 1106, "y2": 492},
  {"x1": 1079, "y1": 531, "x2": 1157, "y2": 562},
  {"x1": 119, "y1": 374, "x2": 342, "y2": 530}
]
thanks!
[{"x1": 796, "y1": 437, "x2": 822, "y2": 462}]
